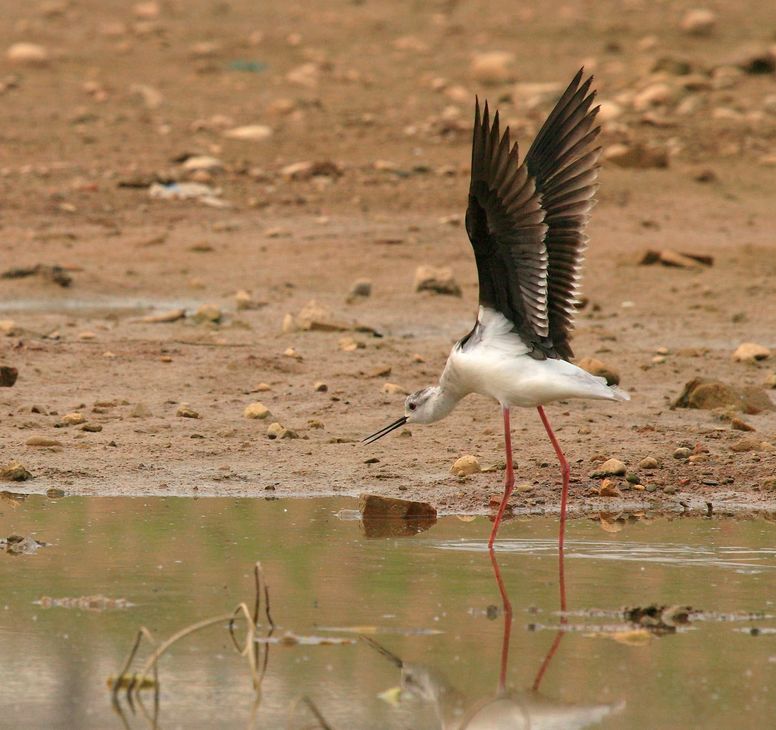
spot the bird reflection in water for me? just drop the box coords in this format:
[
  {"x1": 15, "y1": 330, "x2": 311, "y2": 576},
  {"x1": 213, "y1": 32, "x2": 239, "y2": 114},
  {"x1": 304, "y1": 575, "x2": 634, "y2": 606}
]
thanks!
[{"x1": 366, "y1": 546, "x2": 624, "y2": 729}]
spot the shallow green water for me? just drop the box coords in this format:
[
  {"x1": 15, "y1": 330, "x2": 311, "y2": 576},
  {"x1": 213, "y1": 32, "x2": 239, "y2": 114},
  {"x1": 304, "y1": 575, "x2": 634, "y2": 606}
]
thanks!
[{"x1": 1, "y1": 495, "x2": 775, "y2": 729}]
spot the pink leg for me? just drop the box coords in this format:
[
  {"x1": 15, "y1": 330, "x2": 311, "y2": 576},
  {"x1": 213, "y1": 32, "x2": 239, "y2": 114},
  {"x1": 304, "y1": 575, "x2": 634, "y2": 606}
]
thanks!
[
  {"x1": 536, "y1": 405, "x2": 569, "y2": 609},
  {"x1": 488, "y1": 406, "x2": 514, "y2": 549},
  {"x1": 488, "y1": 547, "x2": 513, "y2": 693}
]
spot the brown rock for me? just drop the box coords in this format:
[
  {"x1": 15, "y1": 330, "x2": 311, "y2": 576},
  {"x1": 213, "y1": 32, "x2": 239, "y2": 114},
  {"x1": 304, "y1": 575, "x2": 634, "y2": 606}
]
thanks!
[
  {"x1": 223, "y1": 125, "x2": 273, "y2": 142},
  {"x1": 280, "y1": 160, "x2": 343, "y2": 181},
  {"x1": 176, "y1": 404, "x2": 200, "y2": 418},
  {"x1": 604, "y1": 143, "x2": 669, "y2": 169},
  {"x1": 591, "y1": 458, "x2": 627, "y2": 477},
  {"x1": 451, "y1": 455, "x2": 481, "y2": 477},
  {"x1": 632, "y1": 83, "x2": 675, "y2": 111},
  {"x1": 244, "y1": 402, "x2": 271, "y2": 419},
  {"x1": 6, "y1": 43, "x2": 49, "y2": 66},
  {"x1": 267, "y1": 422, "x2": 298, "y2": 439},
  {"x1": 470, "y1": 51, "x2": 516, "y2": 84},
  {"x1": 679, "y1": 8, "x2": 716, "y2": 36},
  {"x1": 730, "y1": 417, "x2": 754, "y2": 432},
  {"x1": 639, "y1": 456, "x2": 659, "y2": 469},
  {"x1": 358, "y1": 494, "x2": 437, "y2": 537},
  {"x1": 732, "y1": 342, "x2": 771, "y2": 362},
  {"x1": 0, "y1": 366, "x2": 18, "y2": 387},
  {"x1": 414, "y1": 265, "x2": 461, "y2": 296},
  {"x1": 730, "y1": 438, "x2": 772, "y2": 453},
  {"x1": 61, "y1": 412, "x2": 86, "y2": 426},
  {"x1": 599, "y1": 479, "x2": 622, "y2": 497},
  {"x1": 193, "y1": 304, "x2": 222, "y2": 323},
  {"x1": 657, "y1": 250, "x2": 707, "y2": 268},
  {"x1": 577, "y1": 357, "x2": 620, "y2": 386},
  {"x1": 383, "y1": 382, "x2": 408, "y2": 395},
  {"x1": 142, "y1": 308, "x2": 186, "y2": 323},
  {"x1": 673, "y1": 378, "x2": 774, "y2": 414},
  {"x1": 1, "y1": 461, "x2": 32, "y2": 481},
  {"x1": 26, "y1": 437, "x2": 63, "y2": 447}
]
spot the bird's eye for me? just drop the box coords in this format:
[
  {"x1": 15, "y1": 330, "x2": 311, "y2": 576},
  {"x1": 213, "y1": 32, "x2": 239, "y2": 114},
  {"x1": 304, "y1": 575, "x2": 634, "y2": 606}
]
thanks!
[{"x1": 409, "y1": 403, "x2": 416, "y2": 411}]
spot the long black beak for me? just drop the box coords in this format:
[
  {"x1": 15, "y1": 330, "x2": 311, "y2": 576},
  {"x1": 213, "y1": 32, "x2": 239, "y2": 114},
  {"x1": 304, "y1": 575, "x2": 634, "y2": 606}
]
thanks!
[
  {"x1": 360, "y1": 636, "x2": 404, "y2": 668},
  {"x1": 362, "y1": 416, "x2": 407, "y2": 445}
]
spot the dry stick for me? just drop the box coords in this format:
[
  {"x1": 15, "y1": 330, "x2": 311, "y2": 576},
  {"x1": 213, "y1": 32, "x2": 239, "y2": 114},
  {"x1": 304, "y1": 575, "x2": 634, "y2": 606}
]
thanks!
[
  {"x1": 136, "y1": 613, "x2": 236, "y2": 682},
  {"x1": 111, "y1": 626, "x2": 156, "y2": 701},
  {"x1": 287, "y1": 696, "x2": 334, "y2": 730}
]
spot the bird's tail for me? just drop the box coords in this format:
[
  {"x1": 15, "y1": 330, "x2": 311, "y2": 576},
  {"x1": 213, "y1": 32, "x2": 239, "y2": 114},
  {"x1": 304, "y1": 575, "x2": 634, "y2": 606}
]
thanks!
[{"x1": 609, "y1": 385, "x2": 630, "y2": 402}]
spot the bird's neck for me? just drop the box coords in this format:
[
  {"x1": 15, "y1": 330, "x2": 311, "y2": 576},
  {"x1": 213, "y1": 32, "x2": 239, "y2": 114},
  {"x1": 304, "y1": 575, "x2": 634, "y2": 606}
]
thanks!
[{"x1": 425, "y1": 384, "x2": 463, "y2": 423}]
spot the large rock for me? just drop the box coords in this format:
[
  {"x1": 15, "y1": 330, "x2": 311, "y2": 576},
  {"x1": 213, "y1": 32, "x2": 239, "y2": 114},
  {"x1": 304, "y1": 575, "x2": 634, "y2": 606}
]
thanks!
[
  {"x1": 673, "y1": 378, "x2": 774, "y2": 414},
  {"x1": 358, "y1": 494, "x2": 437, "y2": 538}
]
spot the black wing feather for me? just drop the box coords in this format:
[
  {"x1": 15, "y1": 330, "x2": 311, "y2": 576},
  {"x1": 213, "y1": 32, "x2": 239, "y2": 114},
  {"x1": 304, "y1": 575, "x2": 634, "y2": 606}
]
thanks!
[
  {"x1": 464, "y1": 69, "x2": 601, "y2": 360},
  {"x1": 525, "y1": 70, "x2": 602, "y2": 360},
  {"x1": 465, "y1": 99, "x2": 551, "y2": 358}
]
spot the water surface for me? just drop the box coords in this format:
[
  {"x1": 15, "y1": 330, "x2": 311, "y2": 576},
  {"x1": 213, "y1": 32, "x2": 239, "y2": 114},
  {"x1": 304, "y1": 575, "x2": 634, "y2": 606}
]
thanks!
[{"x1": 1, "y1": 496, "x2": 775, "y2": 728}]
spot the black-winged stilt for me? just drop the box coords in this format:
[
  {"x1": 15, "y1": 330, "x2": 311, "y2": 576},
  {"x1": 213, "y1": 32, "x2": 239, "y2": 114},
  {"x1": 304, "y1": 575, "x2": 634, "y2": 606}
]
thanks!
[{"x1": 364, "y1": 69, "x2": 629, "y2": 549}]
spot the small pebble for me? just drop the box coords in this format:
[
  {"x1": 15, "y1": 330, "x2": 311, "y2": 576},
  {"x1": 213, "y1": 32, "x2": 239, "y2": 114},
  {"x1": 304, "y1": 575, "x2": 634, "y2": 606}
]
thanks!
[
  {"x1": 639, "y1": 456, "x2": 659, "y2": 469},
  {"x1": 414, "y1": 265, "x2": 461, "y2": 296},
  {"x1": 234, "y1": 290, "x2": 255, "y2": 310},
  {"x1": 314, "y1": 381, "x2": 328, "y2": 392},
  {"x1": 590, "y1": 458, "x2": 626, "y2": 477},
  {"x1": 267, "y1": 422, "x2": 299, "y2": 439},
  {"x1": 26, "y1": 437, "x2": 62, "y2": 447},
  {"x1": 451, "y1": 455, "x2": 481, "y2": 477},
  {"x1": 383, "y1": 382, "x2": 408, "y2": 395},
  {"x1": 61, "y1": 412, "x2": 86, "y2": 426},
  {"x1": 6, "y1": 42, "x2": 49, "y2": 66},
  {"x1": 348, "y1": 278, "x2": 372, "y2": 300},
  {"x1": 81, "y1": 423, "x2": 103, "y2": 432},
  {"x1": 679, "y1": 8, "x2": 717, "y2": 36},
  {"x1": 731, "y1": 417, "x2": 755, "y2": 432},
  {"x1": 223, "y1": 124, "x2": 273, "y2": 142},
  {"x1": 470, "y1": 50, "x2": 516, "y2": 84},
  {"x1": 732, "y1": 342, "x2": 770, "y2": 362},
  {"x1": 193, "y1": 303, "x2": 222, "y2": 323},
  {"x1": 673, "y1": 447, "x2": 692, "y2": 459},
  {"x1": 599, "y1": 479, "x2": 622, "y2": 497},
  {"x1": 244, "y1": 402, "x2": 271, "y2": 420},
  {"x1": 176, "y1": 404, "x2": 200, "y2": 419}
]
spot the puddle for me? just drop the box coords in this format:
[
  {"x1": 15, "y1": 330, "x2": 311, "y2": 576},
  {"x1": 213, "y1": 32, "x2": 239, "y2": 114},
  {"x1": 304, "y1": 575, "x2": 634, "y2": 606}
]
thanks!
[{"x1": 1, "y1": 497, "x2": 775, "y2": 729}]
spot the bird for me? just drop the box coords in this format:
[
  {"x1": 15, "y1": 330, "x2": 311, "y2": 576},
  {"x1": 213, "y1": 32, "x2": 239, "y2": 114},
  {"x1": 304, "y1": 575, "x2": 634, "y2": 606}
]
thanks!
[{"x1": 363, "y1": 68, "x2": 629, "y2": 550}]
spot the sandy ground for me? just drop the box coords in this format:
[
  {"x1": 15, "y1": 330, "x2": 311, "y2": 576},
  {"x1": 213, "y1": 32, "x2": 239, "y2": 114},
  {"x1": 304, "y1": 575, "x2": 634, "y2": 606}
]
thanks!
[{"x1": 1, "y1": 0, "x2": 775, "y2": 516}]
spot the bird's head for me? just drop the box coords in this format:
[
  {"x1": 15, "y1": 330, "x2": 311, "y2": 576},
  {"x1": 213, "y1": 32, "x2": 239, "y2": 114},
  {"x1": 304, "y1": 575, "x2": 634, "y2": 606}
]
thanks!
[
  {"x1": 404, "y1": 386, "x2": 441, "y2": 424},
  {"x1": 363, "y1": 386, "x2": 459, "y2": 444}
]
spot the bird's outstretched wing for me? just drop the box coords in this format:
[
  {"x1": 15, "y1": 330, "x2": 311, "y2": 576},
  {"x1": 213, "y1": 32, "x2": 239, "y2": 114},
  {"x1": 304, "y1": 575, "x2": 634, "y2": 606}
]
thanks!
[
  {"x1": 464, "y1": 69, "x2": 600, "y2": 360},
  {"x1": 525, "y1": 69, "x2": 601, "y2": 360}
]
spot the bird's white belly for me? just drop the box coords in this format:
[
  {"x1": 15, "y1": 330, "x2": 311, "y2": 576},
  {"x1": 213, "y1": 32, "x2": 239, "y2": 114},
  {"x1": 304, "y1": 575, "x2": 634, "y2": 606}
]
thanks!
[
  {"x1": 441, "y1": 308, "x2": 623, "y2": 408},
  {"x1": 446, "y1": 346, "x2": 617, "y2": 408}
]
